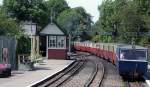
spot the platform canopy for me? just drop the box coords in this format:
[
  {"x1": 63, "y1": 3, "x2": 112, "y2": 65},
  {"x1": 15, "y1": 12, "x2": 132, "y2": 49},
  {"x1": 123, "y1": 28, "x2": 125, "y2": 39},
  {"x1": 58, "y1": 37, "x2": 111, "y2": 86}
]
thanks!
[{"x1": 40, "y1": 23, "x2": 64, "y2": 35}]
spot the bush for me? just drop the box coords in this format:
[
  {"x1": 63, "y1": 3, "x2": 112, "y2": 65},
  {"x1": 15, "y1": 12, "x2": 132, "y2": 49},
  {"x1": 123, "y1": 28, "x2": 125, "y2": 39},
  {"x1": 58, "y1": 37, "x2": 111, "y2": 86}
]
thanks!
[{"x1": 17, "y1": 36, "x2": 31, "y2": 54}]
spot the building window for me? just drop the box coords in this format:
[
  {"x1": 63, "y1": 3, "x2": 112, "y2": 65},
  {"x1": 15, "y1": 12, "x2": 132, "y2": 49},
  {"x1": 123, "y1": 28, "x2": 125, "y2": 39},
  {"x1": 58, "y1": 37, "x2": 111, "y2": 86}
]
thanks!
[
  {"x1": 57, "y1": 36, "x2": 65, "y2": 48},
  {"x1": 48, "y1": 36, "x2": 66, "y2": 48}
]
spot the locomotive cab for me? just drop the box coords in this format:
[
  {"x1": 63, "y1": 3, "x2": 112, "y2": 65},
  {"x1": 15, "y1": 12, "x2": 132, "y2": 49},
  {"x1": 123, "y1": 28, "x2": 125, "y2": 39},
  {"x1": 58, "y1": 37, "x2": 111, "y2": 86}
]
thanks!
[{"x1": 117, "y1": 45, "x2": 148, "y2": 78}]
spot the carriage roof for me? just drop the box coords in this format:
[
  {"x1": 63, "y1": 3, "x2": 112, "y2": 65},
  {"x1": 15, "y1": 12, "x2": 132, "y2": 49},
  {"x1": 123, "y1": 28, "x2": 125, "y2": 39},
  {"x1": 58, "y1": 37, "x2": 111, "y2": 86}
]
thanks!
[{"x1": 117, "y1": 44, "x2": 147, "y2": 50}]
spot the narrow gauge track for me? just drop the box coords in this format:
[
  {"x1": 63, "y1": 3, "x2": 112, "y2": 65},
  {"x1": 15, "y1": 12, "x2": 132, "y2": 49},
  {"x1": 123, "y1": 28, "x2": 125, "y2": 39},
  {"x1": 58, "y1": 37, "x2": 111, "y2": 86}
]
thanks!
[
  {"x1": 84, "y1": 56, "x2": 105, "y2": 87},
  {"x1": 47, "y1": 61, "x2": 84, "y2": 87},
  {"x1": 127, "y1": 81, "x2": 141, "y2": 87},
  {"x1": 60, "y1": 53, "x2": 106, "y2": 87},
  {"x1": 60, "y1": 55, "x2": 95, "y2": 87},
  {"x1": 61, "y1": 52, "x2": 123, "y2": 87},
  {"x1": 125, "y1": 78, "x2": 148, "y2": 87},
  {"x1": 125, "y1": 81, "x2": 145, "y2": 87},
  {"x1": 70, "y1": 52, "x2": 148, "y2": 87},
  {"x1": 36, "y1": 52, "x2": 125, "y2": 87},
  {"x1": 36, "y1": 55, "x2": 85, "y2": 87},
  {"x1": 98, "y1": 57, "x2": 124, "y2": 87}
]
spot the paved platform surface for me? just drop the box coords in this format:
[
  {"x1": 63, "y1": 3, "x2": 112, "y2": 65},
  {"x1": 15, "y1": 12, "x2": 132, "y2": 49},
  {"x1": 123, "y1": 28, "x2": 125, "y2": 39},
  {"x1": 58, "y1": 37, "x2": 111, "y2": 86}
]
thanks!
[{"x1": 0, "y1": 59, "x2": 74, "y2": 87}]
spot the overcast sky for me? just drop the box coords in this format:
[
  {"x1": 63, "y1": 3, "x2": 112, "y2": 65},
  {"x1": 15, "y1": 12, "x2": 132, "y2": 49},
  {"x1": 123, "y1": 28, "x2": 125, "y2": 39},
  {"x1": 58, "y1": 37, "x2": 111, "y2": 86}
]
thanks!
[
  {"x1": 0, "y1": 0, "x2": 2, "y2": 5},
  {"x1": 66, "y1": 0, "x2": 102, "y2": 22},
  {"x1": 0, "y1": 0, "x2": 102, "y2": 22}
]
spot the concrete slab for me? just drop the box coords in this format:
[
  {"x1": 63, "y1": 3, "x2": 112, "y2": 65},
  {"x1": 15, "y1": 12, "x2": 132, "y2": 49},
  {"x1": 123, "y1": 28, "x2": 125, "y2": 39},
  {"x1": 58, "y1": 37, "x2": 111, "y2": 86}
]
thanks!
[{"x1": 0, "y1": 59, "x2": 74, "y2": 87}]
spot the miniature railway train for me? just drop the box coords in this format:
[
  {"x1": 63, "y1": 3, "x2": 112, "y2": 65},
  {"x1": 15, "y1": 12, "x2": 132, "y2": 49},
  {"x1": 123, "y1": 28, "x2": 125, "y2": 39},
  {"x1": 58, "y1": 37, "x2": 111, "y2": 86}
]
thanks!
[{"x1": 74, "y1": 41, "x2": 148, "y2": 77}]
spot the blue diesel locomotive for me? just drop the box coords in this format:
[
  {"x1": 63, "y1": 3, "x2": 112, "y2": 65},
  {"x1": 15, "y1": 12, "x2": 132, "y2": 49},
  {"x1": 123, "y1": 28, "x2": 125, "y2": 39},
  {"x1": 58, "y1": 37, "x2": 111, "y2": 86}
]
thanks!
[
  {"x1": 117, "y1": 45, "x2": 148, "y2": 77},
  {"x1": 74, "y1": 42, "x2": 148, "y2": 77}
]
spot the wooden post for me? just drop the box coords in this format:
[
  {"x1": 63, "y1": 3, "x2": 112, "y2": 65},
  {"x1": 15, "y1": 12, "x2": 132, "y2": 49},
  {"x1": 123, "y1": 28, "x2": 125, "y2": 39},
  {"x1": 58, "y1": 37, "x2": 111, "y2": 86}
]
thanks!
[{"x1": 36, "y1": 36, "x2": 39, "y2": 55}]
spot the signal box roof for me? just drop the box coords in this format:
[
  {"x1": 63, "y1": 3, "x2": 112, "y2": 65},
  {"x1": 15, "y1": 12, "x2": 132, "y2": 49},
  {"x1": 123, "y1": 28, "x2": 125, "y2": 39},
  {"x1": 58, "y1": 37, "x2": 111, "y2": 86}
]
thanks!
[{"x1": 40, "y1": 23, "x2": 64, "y2": 35}]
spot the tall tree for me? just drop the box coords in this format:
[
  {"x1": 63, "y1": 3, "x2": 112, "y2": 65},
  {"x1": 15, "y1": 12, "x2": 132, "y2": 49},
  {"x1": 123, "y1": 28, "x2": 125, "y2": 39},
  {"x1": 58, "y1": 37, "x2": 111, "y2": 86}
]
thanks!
[
  {"x1": 0, "y1": 11, "x2": 22, "y2": 38},
  {"x1": 3, "y1": 0, "x2": 49, "y2": 27},
  {"x1": 45, "y1": 0, "x2": 69, "y2": 18},
  {"x1": 56, "y1": 7, "x2": 92, "y2": 41},
  {"x1": 93, "y1": 0, "x2": 150, "y2": 45},
  {"x1": 3, "y1": 0, "x2": 69, "y2": 29}
]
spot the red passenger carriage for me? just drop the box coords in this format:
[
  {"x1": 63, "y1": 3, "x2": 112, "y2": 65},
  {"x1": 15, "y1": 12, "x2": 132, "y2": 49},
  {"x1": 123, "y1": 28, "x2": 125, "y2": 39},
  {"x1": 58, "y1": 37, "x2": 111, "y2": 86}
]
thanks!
[{"x1": 74, "y1": 41, "x2": 148, "y2": 77}]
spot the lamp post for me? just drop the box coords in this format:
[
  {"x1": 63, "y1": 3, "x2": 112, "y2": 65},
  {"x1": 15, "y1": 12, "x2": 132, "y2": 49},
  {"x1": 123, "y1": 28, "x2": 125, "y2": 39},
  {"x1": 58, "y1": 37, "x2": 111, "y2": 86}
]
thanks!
[
  {"x1": 68, "y1": 33, "x2": 71, "y2": 53},
  {"x1": 66, "y1": 22, "x2": 73, "y2": 54}
]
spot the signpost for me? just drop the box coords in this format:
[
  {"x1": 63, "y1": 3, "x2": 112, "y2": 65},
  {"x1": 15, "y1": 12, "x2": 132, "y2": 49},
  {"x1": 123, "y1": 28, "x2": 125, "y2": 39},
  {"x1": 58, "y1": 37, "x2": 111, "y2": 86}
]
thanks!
[{"x1": 68, "y1": 34, "x2": 71, "y2": 53}]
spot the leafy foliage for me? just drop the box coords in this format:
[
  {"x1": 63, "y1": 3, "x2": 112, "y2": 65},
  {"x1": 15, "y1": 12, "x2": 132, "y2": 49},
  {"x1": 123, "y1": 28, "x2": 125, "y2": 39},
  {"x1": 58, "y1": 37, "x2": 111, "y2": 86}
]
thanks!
[
  {"x1": 57, "y1": 7, "x2": 92, "y2": 41},
  {"x1": 3, "y1": 0, "x2": 49, "y2": 27},
  {"x1": 1, "y1": 0, "x2": 93, "y2": 54},
  {"x1": 17, "y1": 36, "x2": 31, "y2": 54},
  {"x1": 93, "y1": 0, "x2": 150, "y2": 45},
  {"x1": 45, "y1": 0, "x2": 69, "y2": 17},
  {"x1": 0, "y1": 12, "x2": 22, "y2": 38}
]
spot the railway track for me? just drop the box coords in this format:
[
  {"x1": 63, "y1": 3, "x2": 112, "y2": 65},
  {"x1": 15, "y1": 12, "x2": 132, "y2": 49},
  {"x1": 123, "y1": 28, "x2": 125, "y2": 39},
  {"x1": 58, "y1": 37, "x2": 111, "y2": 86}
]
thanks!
[
  {"x1": 65, "y1": 52, "x2": 123, "y2": 87},
  {"x1": 124, "y1": 77, "x2": 148, "y2": 87},
  {"x1": 73, "y1": 52, "x2": 148, "y2": 87},
  {"x1": 36, "y1": 52, "x2": 143, "y2": 87},
  {"x1": 59, "y1": 53, "x2": 105, "y2": 87},
  {"x1": 84, "y1": 57, "x2": 105, "y2": 87},
  {"x1": 47, "y1": 61, "x2": 84, "y2": 87},
  {"x1": 99, "y1": 57, "x2": 124, "y2": 87},
  {"x1": 35, "y1": 55, "x2": 85, "y2": 87},
  {"x1": 125, "y1": 81, "x2": 144, "y2": 87},
  {"x1": 60, "y1": 56, "x2": 95, "y2": 87}
]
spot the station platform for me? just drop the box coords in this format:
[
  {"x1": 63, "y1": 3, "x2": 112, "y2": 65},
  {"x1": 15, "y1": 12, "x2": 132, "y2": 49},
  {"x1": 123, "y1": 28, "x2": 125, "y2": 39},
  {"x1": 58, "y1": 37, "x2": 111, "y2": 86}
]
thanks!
[{"x1": 0, "y1": 59, "x2": 74, "y2": 87}]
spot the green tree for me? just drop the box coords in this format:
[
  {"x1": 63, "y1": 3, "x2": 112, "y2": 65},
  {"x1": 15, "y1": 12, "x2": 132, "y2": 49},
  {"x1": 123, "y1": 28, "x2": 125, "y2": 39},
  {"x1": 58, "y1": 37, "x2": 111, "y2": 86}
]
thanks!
[
  {"x1": 17, "y1": 36, "x2": 31, "y2": 54},
  {"x1": 93, "y1": 0, "x2": 150, "y2": 45},
  {"x1": 3, "y1": 0, "x2": 70, "y2": 28},
  {"x1": 57, "y1": 7, "x2": 92, "y2": 41},
  {"x1": 0, "y1": 12, "x2": 22, "y2": 38},
  {"x1": 45, "y1": 0, "x2": 69, "y2": 17},
  {"x1": 3, "y1": 0, "x2": 49, "y2": 27}
]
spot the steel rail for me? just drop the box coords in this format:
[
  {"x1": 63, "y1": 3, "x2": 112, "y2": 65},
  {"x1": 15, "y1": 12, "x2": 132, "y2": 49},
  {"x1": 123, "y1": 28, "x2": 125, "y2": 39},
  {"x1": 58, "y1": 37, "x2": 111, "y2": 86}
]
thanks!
[
  {"x1": 125, "y1": 81, "x2": 130, "y2": 87},
  {"x1": 84, "y1": 62, "x2": 98, "y2": 87},
  {"x1": 125, "y1": 80, "x2": 143, "y2": 87},
  {"x1": 84, "y1": 57, "x2": 105, "y2": 87},
  {"x1": 38, "y1": 61, "x2": 79, "y2": 87},
  {"x1": 99, "y1": 61, "x2": 105, "y2": 87},
  {"x1": 98, "y1": 62, "x2": 105, "y2": 87},
  {"x1": 54, "y1": 61, "x2": 85, "y2": 87},
  {"x1": 37, "y1": 54, "x2": 87, "y2": 87},
  {"x1": 135, "y1": 82, "x2": 141, "y2": 87},
  {"x1": 48, "y1": 55, "x2": 86, "y2": 87}
]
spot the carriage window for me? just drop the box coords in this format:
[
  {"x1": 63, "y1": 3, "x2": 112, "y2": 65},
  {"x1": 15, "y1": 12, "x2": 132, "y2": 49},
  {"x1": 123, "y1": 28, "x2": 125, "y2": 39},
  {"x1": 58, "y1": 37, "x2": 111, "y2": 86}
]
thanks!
[{"x1": 120, "y1": 50, "x2": 146, "y2": 60}]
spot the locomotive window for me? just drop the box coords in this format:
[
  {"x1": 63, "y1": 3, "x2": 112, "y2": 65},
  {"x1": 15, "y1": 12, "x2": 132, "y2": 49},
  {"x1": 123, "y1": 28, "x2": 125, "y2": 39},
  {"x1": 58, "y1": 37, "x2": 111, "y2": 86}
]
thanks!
[{"x1": 120, "y1": 50, "x2": 146, "y2": 60}]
